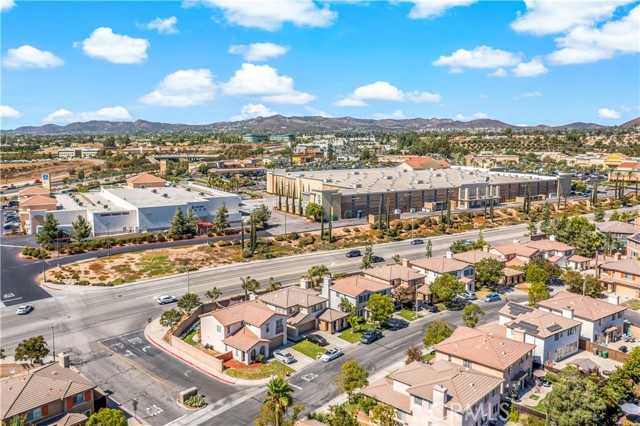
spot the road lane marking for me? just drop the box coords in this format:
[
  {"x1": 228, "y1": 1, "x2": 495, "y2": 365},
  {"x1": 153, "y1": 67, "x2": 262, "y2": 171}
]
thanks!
[
  {"x1": 289, "y1": 384, "x2": 302, "y2": 390},
  {"x1": 3, "y1": 297, "x2": 23, "y2": 302}
]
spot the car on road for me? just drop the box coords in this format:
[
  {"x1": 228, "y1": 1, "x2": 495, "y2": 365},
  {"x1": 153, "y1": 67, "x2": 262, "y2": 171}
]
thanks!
[
  {"x1": 345, "y1": 250, "x2": 362, "y2": 258},
  {"x1": 421, "y1": 301, "x2": 439, "y2": 313},
  {"x1": 320, "y1": 347, "x2": 343, "y2": 362},
  {"x1": 410, "y1": 239, "x2": 424, "y2": 245},
  {"x1": 371, "y1": 256, "x2": 384, "y2": 263},
  {"x1": 306, "y1": 334, "x2": 328, "y2": 346},
  {"x1": 461, "y1": 291, "x2": 477, "y2": 300},
  {"x1": 156, "y1": 295, "x2": 178, "y2": 305},
  {"x1": 484, "y1": 293, "x2": 501, "y2": 303},
  {"x1": 360, "y1": 329, "x2": 383, "y2": 344},
  {"x1": 16, "y1": 304, "x2": 34, "y2": 315},
  {"x1": 273, "y1": 350, "x2": 296, "y2": 364}
]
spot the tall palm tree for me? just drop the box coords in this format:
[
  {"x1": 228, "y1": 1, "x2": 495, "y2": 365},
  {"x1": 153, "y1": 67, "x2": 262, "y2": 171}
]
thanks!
[
  {"x1": 205, "y1": 287, "x2": 222, "y2": 305},
  {"x1": 305, "y1": 265, "x2": 330, "y2": 287},
  {"x1": 267, "y1": 277, "x2": 282, "y2": 292},
  {"x1": 263, "y1": 377, "x2": 293, "y2": 426},
  {"x1": 240, "y1": 276, "x2": 260, "y2": 300}
]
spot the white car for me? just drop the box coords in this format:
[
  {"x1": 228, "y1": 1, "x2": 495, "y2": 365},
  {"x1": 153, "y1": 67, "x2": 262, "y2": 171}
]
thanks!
[
  {"x1": 273, "y1": 350, "x2": 296, "y2": 364},
  {"x1": 156, "y1": 295, "x2": 177, "y2": 305},
  {"x1": 320, "y1": 348, "x2": 343, "y2": 362},
  {"x1": 16, "y1": 304, "x2": 34, "y2": 315}
]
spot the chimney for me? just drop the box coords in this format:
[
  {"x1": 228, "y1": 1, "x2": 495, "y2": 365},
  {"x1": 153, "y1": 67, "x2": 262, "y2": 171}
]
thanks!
[
  {"x1": 432, "y1": 384, "x2": 448, "y2": 420},
  {"x1": 549, "y1": 235, "x2": 556, "y2": 241},
  {"x1": 300, "y1": 277, "x2": 312, "y2": 289},
  {"x1": 59, "y1": 352, "x2": 70, "y2": 368},
  {"x1": 614, "y1": 253, "x2": 622, "y2": 261},
  {"x1": 562, "y1": 306, "x2": 574, "y2": 319},
  {"x1": 512, "y1": 328, "x2": 525, "y2": 342},
  {"x1": 249, "y1": 293, "x2": 258, "y2": 301},
  {"x1": 482, "y1": 245, "x2": 489, "y2": 253},
  {"x1": 402, "y1": 258, "x2": 410, "y2": 268},
  {"x1": 513, "y1": 239, "x2": 520, "y2": 244},
  {"x1": 445, "y1": 251, "x2": 453, "y2": 259},
  {"x1": 321, "y1": 275, "x2": 332, "y2": 307},
  {"x1": 608, "y1": 293, "x2": 620, "y2": 306}
]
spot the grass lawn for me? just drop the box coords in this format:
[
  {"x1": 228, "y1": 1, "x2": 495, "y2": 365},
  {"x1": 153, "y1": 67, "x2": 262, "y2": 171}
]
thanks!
[
  {"x1": 225, "y1": 361, "x2": 294, "y2": 380},
  {"x1": 183, "y1": 328, "x2": 199, "y2": 345},
  {"x1": 623, "y1": 299, "x2": 640, "y2": 311},
  {"x1": 526, "y1": 400, "x2": 547, "y2": 413},
  {"x1": 529, "y1": 394, "x2": 540, "y2": 401},
  {"x1": 291, "y1": 340, "x2": 326, "y2": 359},
  {"x1": 339, "y1": 324, "x2": 379, "y2": 344},
  {"x1": 398, "y1": 309, "x2": 423, "y2": 321},
  {"x1": 436, "y1": 303, "x2": 446, "y2": 312},
  {"x1": 421, "y1": 353, "x2": 435, "y2": 364}
]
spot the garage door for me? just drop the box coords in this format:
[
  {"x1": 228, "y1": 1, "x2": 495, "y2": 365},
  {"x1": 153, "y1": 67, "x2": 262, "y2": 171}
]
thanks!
[
  {"x1": 297, "y1": 320, "x2": 316, "y2": 334},
  {"x1": 615, "y1": 284, "x2": 638, "y2": 298},
  {"x1": 270, "y1": 334, "x2": 284, "y2": 349}
]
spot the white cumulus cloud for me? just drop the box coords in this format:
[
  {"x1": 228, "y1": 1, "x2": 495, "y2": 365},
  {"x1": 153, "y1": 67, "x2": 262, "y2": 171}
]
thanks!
[
  {"x1": 43, "y1": 106, "x2": 132, "y2": 124},
  {"x1": 407, "y1": 0, "x2": 478, "y2": 19},
  {"x1": 76, "y1": 27, "x2": 149, "y2": 64},
  {"x1": 598, "y1": 108, "x2": 621, "y2": 119},
  {"x1": 231, "y1": 103, "x2": 279, "y2": 121},
  {"x1": 0, "y1": 105, "x2": 21, "y2": 118},
  {"x1": 222, "y1": 63, "x2": 315, "y2": 104},
  {"x1": 334, "y1": 81, "x2": 440, "y2": 107},
  {"x1": 512, "y1": 58, "x2": 549, "y2": 77},
  {"x1": 197, "y1": 0, "x2": 336, "y2": 31},
  {"x1": 373, "y1": 110, "x2": 406, "y2": 120},
  {"x1": 144, "y1": 16, "x2": 179, "y2": 34},
  {"x1": 454, "y1": 112, "x2": 489, "y2": 121},
  {"x1": 304, "y1": 106, "x2": 332, "y2": 117},
  {"x1": 228, "y1": 43, "x2": 290, "y2": 61},
  {"x1": 1, "y1": 0, "x2": 15, "y2": 12},
  {"x1": 3, "y1": 45, "x2": 64, "y2": 69},
  {"x1": 139, "y1": 69, "x2": 217, "y2": 107},
  {"x1": 434, "y1": 46, "x2": 522, "y2": 70}
]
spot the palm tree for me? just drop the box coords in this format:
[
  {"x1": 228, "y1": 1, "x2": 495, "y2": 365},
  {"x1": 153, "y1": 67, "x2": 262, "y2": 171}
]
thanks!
[
  {"x1": 267, "y1": 277, "x2": 282, "y2": 292},
  {"x1": 205, "y1": 287, "x2": 222, "y2": 305},
  {"x1": 263, "y1": 377, "x2": 293, "y2": 426},
  {"x1": 240, "y1": 276, "x2": 260, "y2": 300},
  {"x1": 305, "y1": 265, "x2": 330, "y2": 287}
]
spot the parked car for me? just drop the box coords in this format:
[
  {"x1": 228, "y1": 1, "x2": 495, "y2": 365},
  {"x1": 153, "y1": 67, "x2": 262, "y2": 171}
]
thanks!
[
  {"x1": 273, "y1": 350, "x2": 296, "y2": 364},
  {"x1": 16, "y1": 304, "x2": 34, "y2": 315},
  {"x1": 156, "y1": 295, "x2": 178, "y2": 305},
  {"x1": 371, "y1": 256, "x2": 384, "y2": 263},
  {"x1": 410, "y1": 239, "x2": 424, "y2": 245},
  {"x1": 360, "y1": 329, "x2": 383, "y2": 344},
  {"x1": 484, "y1": 293, "x2": 501, "y2": 303},
  {"x1": 462, "y1": 291, "x2": 477, "y2": 300},
  {"x1": 345, "y1": 250, "x2": 361, "y2": 258},
  {"x1": 3, "y1": 223, "x2": 16, "y2": 230},
  {"x1": 320, "y1": 348, "x2": 343, "y2": 362},
  {"x1": 306, "y1": 334, "x2": 328, "y2": 346}
]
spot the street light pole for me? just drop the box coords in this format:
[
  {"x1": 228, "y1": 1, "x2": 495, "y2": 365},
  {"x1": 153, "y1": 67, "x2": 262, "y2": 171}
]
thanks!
[
  {"x1": 42, "y1": 257, "x2": 46, "y2": 283},
  {"x1": 51, "y1": 321, "x2": 59, "y2": 363},
  {"x1": 184, "y1": 266, "x2": 190, "y2": 293},
  {"x1": 106, "y1": 222, "x2": 111, "y2": 257}
]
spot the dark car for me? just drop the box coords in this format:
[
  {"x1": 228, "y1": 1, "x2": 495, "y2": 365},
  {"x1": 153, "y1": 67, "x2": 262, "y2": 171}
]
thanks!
[
  {"x1": 422, "y1": 302, "x2": 439, "y2": 313},
  {"x1": 345, "y1": 250, "x2": 362, "y2": 258},
  {"x1": 306, "y1": 334, "x2": 328, "y2": 346},
  {"x1": 360, "y1": 329, "x2": 383, "y2": 344},
  {"x1": 410, "y1": 239, "x2": 424, "y2": 245},
  {"x1": 619, "y1": 346, "x2": 628, "y2": 353},
  {"x1": 371, "y1": 256, "x2": 384, "y2": 263}
]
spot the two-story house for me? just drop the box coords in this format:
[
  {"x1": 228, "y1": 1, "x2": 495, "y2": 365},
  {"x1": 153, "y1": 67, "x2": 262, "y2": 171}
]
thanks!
[
  {"x1": 627, "y1": 233, "x2": 640, "y2": 259},
  {"x1": 489, "y1": 242, "x2": 540, "y2": 268},
  {"x1": 597, "y1": 221, "x2": 640, "y2": 253},
  {"x1": 259, "y1": 281, "x2": 328, "y2": 338},
  {"x1": 434, "y1": 326, "x2": 535, "y2": 396},
  {"x1": 599, "y1": 259, "x2": 640, "y2": 298},
  {"x1": 1, "y1": 354, "x2": 96, "y2": 426},
  {"x1": 523, "y1": 238, "x2": 579, "y2": 269},
  {"x1": 408, "y1": 253, "x2": 476, "y2": 293},
  {"x1": 536, "y1": 291, "x2": 627, "y2": 343},
  {"x1": 498, "y1": 302, "x2": 581, "y2": 365},
  {"x1": 363, "y1": 263, "x2": 426, "y2": 301},
  {"x1": 200, "y1": 299, "x2": 288, "y2": 364},
  {"x1": 362, "y1": 360, "x2": 503, "y2": 426},
  {"x1": 320, "y1": 275, "x2": 392, "y2": 318},
  {"x1": 453, "y1": 250, "x2": 526, "y2": 286}
]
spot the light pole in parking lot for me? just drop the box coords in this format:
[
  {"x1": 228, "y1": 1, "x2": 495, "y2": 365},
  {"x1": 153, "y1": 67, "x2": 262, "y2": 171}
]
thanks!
[{"x1": 106, "y1": 222, "x2": 111, "y2": 258}]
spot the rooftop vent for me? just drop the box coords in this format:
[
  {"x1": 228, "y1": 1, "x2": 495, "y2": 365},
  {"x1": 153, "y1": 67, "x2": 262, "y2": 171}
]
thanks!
[
  {"x1": 152, "y1": 189, "x2": 157, "y2": 193},
  {"x1": 417, "y1": 180, "x2": 424, "y2": 184},
  {"x1": 162, "y1": 193, "x2": 169, "y2": 198}
]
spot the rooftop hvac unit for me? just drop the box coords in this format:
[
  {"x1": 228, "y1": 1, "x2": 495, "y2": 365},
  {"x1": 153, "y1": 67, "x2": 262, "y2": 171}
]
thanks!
[
  {"x1": 385, "y1": 176, "x2": 393, "y2": 180},
  {"x1": 417, "y1": 180, "x2": 424, "y2": 184},
  {"x1": 78, "y1": 202, "x2": 83, "y2": 206},
  {"x1": 199, "y1": 192, "x2": 204, "y2": 196},
  {"x1": 324, "y1": 178, "x2": 333, "y2": 183},
  {"x1": 152, "y1": 189, "x2": 157, "y2": 193},
  {"x1": 162, "y1": 193, "x2": 169, "y2": 198},
  {"x1": 435, "y1": 173, "x2": 441, "y2": 177},
  {"x1": 354, "y1": 184, "x2": 362, "y2": 188},
  {"x1": 354, "y1": 171, "x2": 360, "y2": 175},
  {"x1": 96, "y1": 200, "x2": 101, "y2": 204},
  {"x1": 186, "y1": 188, "x2": 191, "y2": 191},
  {"x1": 402, "y1": 169, "x2": 408, "y2": 172},
  {"x1": 103, "y1": 205, "x2": 109, "y2": 209}
]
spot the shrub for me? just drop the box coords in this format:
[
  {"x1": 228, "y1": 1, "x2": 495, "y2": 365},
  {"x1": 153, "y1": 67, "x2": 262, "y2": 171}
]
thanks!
[
  {"x1": 241, "y1": 249, "x2": 253, "y2": 258},
  {"x1": 376, "y1": 231, "x2": 385, "y2": 239},
  {"x1": 255, "y1": 354, "x2": 266, "y2": 363},
  {"x1": 76, "y1": 280, "x2": 90, "y2": 286},
  {"x1": 298, "y1": 235, "x2": 316, "y2": 247},
  {"x1": 353, "y1": 227, "x2": 360, "y2": 232},
  {"x1": 184, "y1": 395, "x2": 207, "y2": 408},
  {"x1": 370, "y1": 222, "x2": 379, "y2": 230},
  {"x1": 343, "y1": 227, "x2": 351, "y2": 233},
  {"x1": 287, "y1": 232, "x2": 300, "y2": 240},
  {"x1": 156, "y1": 232, "x2": 166, "y2": 242},
  {"x1": 274, "y1": 234, "x2": 285, "y2": 242}
]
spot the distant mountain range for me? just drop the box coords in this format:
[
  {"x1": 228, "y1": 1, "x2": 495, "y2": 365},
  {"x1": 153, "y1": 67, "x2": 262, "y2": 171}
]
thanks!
[{"x1": 3, "y1": 115, "x2": 639, "y2": 135}]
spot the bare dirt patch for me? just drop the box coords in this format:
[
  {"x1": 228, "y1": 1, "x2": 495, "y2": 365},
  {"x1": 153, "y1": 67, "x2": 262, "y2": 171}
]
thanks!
[{"x1": 0, "y1": 159, "x2": 102, "y2": 184}]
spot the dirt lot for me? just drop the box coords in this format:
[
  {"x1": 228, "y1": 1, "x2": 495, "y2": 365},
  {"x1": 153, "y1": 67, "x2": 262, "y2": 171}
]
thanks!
[{"x1": 0, "y1": 159, "x2": 102, "y2": 184}]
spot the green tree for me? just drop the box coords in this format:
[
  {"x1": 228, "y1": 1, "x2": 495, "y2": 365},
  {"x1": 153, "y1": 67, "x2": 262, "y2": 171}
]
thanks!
[
  {"x1": 528, "y1": 258, "x2": 562, "y2": 283},
  {"x1": 475, "y1": 258, "x2": 505, "y2": 289},
  {"x1": 339, "y1": 297, "x2": 363, "y2": 333},
  {"x1": 334, "y1": 360, "x2": 369, "y2": 402},
  {"x1": 184, "y1": 206, "x2": 199, "y2": 236},
  {"x1": 9, "y1": 414, "x2": 27, "y2": 426},
  {"x1": 606, "y1": 347, "x2": 640, "y2": 403},
  {"x1": 546, "y1": 367, "x2": 611, "y2": 426},
  {"x1": 462, "y1": 304, "x2": 485, "y2": 328},
  {"x1": 360, "y1": 244, "x2": 374, "y2": 269},
  {"x1": 430, "y1": 274, "x2": 464, "y2": 304},
  {"x1": 450, "y1": 239, "x2": 472, "y2": 254},
  {"x1": 306, "y1": 265, "x2": 330, "y2": 287},
  {"x1": 70, "y1": 215, "x2": 91, "y2": 241},
  {"x1": 423, "y1": 320, "x2": 452, "y2": 348},
  {"x1": 425, "y1": 239, "x2": 432, "y2": 258},
  {"x1": 205, "y1": 287, "x2": 222, "y2": 304},
  {"x1": 540, "y1": 203, "x2": 552, "y2": 234},
  {"x1": 405, "y1": 345, "x2": 423, "y2": 365},
  {"x1": 561, "y1": 271, "x2": 604, "y2": 298},
  {"x1": 34, "y1": 213, "x2": 60, "y2": 248},
  {"x1": 305, "y1": 202, "x2": 324, "y2": 221},
  {"x1": 241, "y1": 276, "x2": 261, "y2": 300},
  {"x1": 213, "y1": 203, "x2": 230, "y2": 233},
  {"x1": 177, "y1": 293, "x2": 202, "y2": 312},
  {"x1": 526, "y1": 264, "x2": 549, "y2": 285},
  {"x1": 169, "y1": 207, "x2": 187, "y2": 236},
  {"x1": 325, "y1": 404, "x2": 358, "y2": 426},
  {"x1": 365, "y1": 293, "x2": 395, "y2": 323},
  {"x1": 159, "y1": 309, "x2": 183, "y2": 328},
  {"x1": 250, "y1": 205, "x2": 271, "y2": 227},
  {"x1": 369, "y1": 403, "x2": 396, "y2": 426},
  {"x1": 528, "y1": 281, "x2": 551, "y2": 307},
  {"x1": 594, "y1": 206, "x2": 605, "y2": 222},
  {"x1": 526, "y1": 219, "x2": 538, "y2": 237},
  {"x1": 261, "y1": 377, "x2": 293, "y2": 426},
  {"x1": 87, "y1": 408, "x2": 128, "y2": 426},
  {"x1": 14, "y1": 336, "x2": 49, "y2": 364}
]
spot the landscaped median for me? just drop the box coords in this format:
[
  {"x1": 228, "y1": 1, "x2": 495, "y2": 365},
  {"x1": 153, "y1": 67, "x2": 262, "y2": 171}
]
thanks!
[{"x1": 224, "y1": 360, "x2": 294, "y2": 380}]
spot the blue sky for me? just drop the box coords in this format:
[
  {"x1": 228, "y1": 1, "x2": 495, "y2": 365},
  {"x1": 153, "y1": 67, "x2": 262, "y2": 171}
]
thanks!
[{"x1": 1, "y1": 0, "x2": 638, "y2": 129}]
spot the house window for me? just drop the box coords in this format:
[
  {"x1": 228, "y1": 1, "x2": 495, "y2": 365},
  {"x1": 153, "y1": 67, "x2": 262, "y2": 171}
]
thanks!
[
  {"x1": 266, "y1": 323, "x2": 270, "y2": 333},
  {"x1": 618, "y1": 312, "x2": 623, "y2": 319},
  {"x1": 73, "y1": 393, "x2": 86, "y2": 405},
  {"x1": 276, "y1": 319, "x2": 284, "y2": 334},
  {"x1": 216, "y1": 325, "x2": 222, "y2": 333},
  {"x1": 26, "y1": 408, "x2": 43, "y2": 422},
  {"x1": 463, "y1": 359, "x2": 472, "y2": 368},
  {"x1": 555, "y1": 333, "x2": 560, "y2": 341},
  {"x1": 447, "y1": 355, "x2": 452, "y2": 362},
  {"x1": 413, "y1": 395, "x2": 422, "y2": 406},
  {"x1": 396, "y1": 410, "x2": 407, "y2": 421},
  {"x1": 612, "y1": 314, "x2": 616, "y2": 321},
  {"x1": 568, "y1": 327, "x2": 575, "y2": 335},
  {"x1": 492, "y1": 387, "x2": 497, "y2": 397},
  {"x1": 492, "y1": 404, "x2": 498, "y2": 414},
  {"x1": 624, "y1": 273, "x2": 632, "y2": 279}
]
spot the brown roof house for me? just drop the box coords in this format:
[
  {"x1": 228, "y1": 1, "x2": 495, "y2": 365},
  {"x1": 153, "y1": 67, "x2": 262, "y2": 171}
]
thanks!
[
  {"x1": 320, "y1": 275, "x2": 392, "y2": 319},
  {"x1": 125, "y1": 172, "x2": 166, "y2": 188},
  {"x1": 259, "y1": 279, "x2": 328, "y2": 338},
  {"x1": 200, "y1": 299, "x2": 288, "y2": 364},
  {"x1": 498, "y1": 302, "x2": 582, "y2": 365},
  {"x1": 407, "y1": 252, "x2": 476, "y2": 293},
  {"x1": 434, "y1": 326, "x2": 535, "y2": 396},
  {"x1": 362, "y1": 360, "x2": 503, "y2": 426},
  {"x1": 363, "y1": 262, "x2": 426, "y2": 302},
  {"x1": 17, "y1": 186, "x2": 51, "y2": 200},
  {"x1": 1, "y1": 354, "x2": 96, "y2": 426},
  {"x1": 599, "y1": 259, "x2": 640, "y2": 298},
  {"x1": 537, "y1": 291, "x2": 626, "y2": 343}
]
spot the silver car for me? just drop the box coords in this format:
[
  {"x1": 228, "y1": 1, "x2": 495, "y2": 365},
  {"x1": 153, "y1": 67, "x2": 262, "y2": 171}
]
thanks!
[
  {"x1": 273, "y1": 350, "x2": 295, "y2": 364},
  {"x1": 320, "y1": 348, "x2": 343, "y2": 362},
  {"x1": 156, "y1": 295, "x2": 177, "y2": 305},
  {"x1": 16, "y1": 304, "x2": 34, "y2": 315}
]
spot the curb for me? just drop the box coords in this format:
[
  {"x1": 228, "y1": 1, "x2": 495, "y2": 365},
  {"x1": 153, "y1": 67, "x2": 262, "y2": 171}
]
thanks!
[{"x1": 41, "y1": 282, "x2": 62, "y2": 291}]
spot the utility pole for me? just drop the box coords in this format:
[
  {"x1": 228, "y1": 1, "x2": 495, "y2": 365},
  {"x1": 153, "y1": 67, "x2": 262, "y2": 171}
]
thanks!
[
  {"x1": 184, "y1": 266, "x2": 190, "y2": 293},
  {"x1": 42, "y1": 258, "x2": 47, "y2": 282},
  {"x1": 106, "y1": 222, "x2": 111, "y2": 258},
  {"x1": 51, "y1": 321, "x2": 59, "y2": 363}
]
